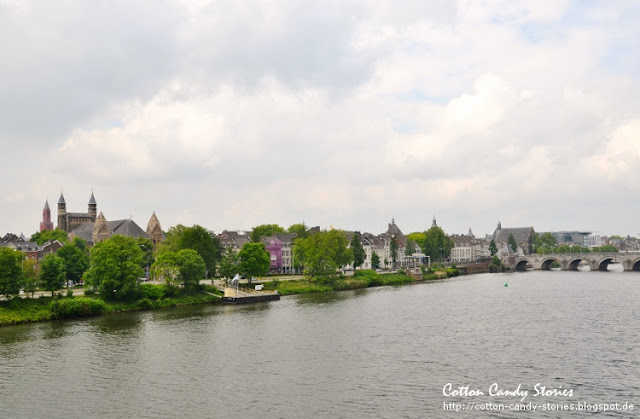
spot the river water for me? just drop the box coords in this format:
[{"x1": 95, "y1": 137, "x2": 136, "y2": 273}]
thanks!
[{"x1": 1, "y1": 271, "x2": 639, "y2": 418}]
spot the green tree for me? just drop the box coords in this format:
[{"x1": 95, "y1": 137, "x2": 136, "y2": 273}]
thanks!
[
  {"x1": 218, "y1": 247, "x2": 240, "y2": 279},
  {"x1": 175, "y1": 249, "x2": 207, "y2": 290},
  {"x1": 30, "y1": 228, "x2": 68, "y2": 245},
  {"x1": 371, "y1": 251, "x2": 381, "y2": 269},
  {"x1": 350, "y1": 232, "x2": 366, "y2": 271},
  {"x1": 420, "y1": 227, "x2": 454, "y2": 262},
  {"x1": 287, "y1": 223, "x2": 309, "y2": 240},
  {"x1": 161, "y1": 225, "x2": 221, "y2": 277},
  {"x1": 251, "y1": 224, "x2": 285, "y2": 243},
  {"x1": 150, "y1": 252, "x2": 180, "y2": 285},
  {"x1": 390, "y1": 236, "x2": 399, "y2": 268},
  {"x1": 407, "y1": 232, "x2": 426, "y2": 251},
  {"x1": 238, "y1": 242, "x2": 271, "y2": 284},
  {"x1": 85, "y1": 235, "x2": 144, "y2": 300},
  {"x1": 405, "y1": 239, "x2": 417, "y2": 257},
  {"x1": 489, "y1": 239, "x2": 498, "y2": 256},
  {"x1": 22, "y1": 257, "x2": 39, "y2": 298},
  {"x1": 0, "y1": 248, "x2": 24, "y2": 298},
  {"x1": 293, "y1": 230, "x2": 354, "y2": 279},
  {"x1": 508, "y1": 233, "x2": 518, "y2": 252},
  {"x1": 40, "y1": 254, "x2": 66, "y2": 297},
  {"x1": 57, "y1": 237, "x2": 90, "y2": 286}
]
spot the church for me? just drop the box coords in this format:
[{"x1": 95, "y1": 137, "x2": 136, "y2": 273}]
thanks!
[{"x1": 42, "y1": 191, "x2": 165, "y2": 246}]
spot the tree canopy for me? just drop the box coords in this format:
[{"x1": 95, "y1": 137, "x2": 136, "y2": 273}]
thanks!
[
  {"x1": 371, "y1": 251, "x2": 381, "y2": 269},
  {"x1": 218, "y1": 247, "x2": 240, "y2": 279},
  {"x1": 85, "y1": 235, "x2": 145, "y2": 300},
  {"x1": 175, "y1": 249, "x2": 207, "y2": 290},
  {"x1": 350, "y1": 232, "x2": 366, "y2": 271},
  {"x1": 238, "y1": 242, "x2": 271, "y2": 283},
  {"x1": 420, "y1": 227, "x2": 454, "y2": 262},
  {"x1": 161, "y1": 225, "x2": 221, "y2": 277},
  {"x1": 489, "y1": 239, "x2": 498, "y2": 256},
  {"x1": 57, "y1": 237, "x2": 90, "y2": 285},
  {"x1": 40, "y1": 254, "x2": 66, "y2": 296},
  {"x1": 293, "y1": 230, "x2": 353, "y2": 278},
  {"x1": 251, "y1": 224, "x2": 285, "y2": 243},
  {"x1": 30, "y1": 228, "x2": 68, "y2": 245},
  {"x1": 508, "y1": 233, "x2": 518, "y2": 252},
  {"x1": 287, "y1": 223, "x2": 310, "y2": 240},
  {"x1": 0, "y1": 248, "x2": 24, "y2": 298},
  {"x1": 390, "y1": 236, "x2": 399, "y2": 267}
]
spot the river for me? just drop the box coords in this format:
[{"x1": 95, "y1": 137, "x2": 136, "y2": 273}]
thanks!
[{"x1": 1, "y1": 270, "x2": 639, "y2": 418}]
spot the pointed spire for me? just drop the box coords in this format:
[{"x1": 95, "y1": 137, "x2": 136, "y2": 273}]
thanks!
[
  {"x1": 58, "y1": 191, "x2": 66, "y2": 204},
  {"x1": 88, "y1": 190, "x2": 96, "y2": 205},
  {"x1": 44, "y1": 199, "x2": 50, "y2": 210}
]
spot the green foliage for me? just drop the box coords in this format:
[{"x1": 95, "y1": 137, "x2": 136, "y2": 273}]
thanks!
[
  {"x1": 404, "y1": 239, "x2": 417, "y2": 257},
  {"x1": 137, "y1": 237, "x2": 155, "y2": 272},
  {"x1": 420, "y1": 226, "x2": 454, "y2": 262},
  {"x1": 371, "y1": 251, "x2": 381, "y2": 269},
  {"x1": 293, "y1": 229, "x2": 354, "y2": 278},
  {"x1": 160, "y1": 225, "x2": 221, "y2": 277},
  {"x1": 175, "y1": 249, "x2": 207, "y2": 290},
  {"x1": 22, "y1": 257, "x2": 39, "y2": 297},
  {"x1": 350, "y1": 232, "x2": 366, "y2": 271},
  {"x1": 238, "y1": 242, "x2": 271, "y2": 281},
  {"x1": 50, "y1": 297, "x2": 109, "y2": 319},
  {"x1": 287, "y1": 223, "x2": 309, "y2": 240},
  {"x1": 0, "y1": 298, "x2": 53, "y2": 325},
  {"x1": 57, "y1": 237, "x2": 90, "y2": 284},
  {"x1": 30, "y1": 228, "x2": 68, "y2": 245},
  {"x1": 489, "y1": 239, "x2": 498, "y2": 256},
  {"x1": 138, "y1": 283, "x2": 165, "y2": 300},
  {"x1": 489, "y1": 255, "x2": 505, "y2": 273},
  {"x1": 550, "y1": 261, "x2": 561, "y2": 268},
  {"x1": 407, "y1": 232, "x2": 426, "y2": 250},
  {"x1": 218, "y1": 247, "x2": 240, "y2": 279},
  {"x1": 150, "y1": 252, "x2": 180, "y2": 284},
  {"x1": 40, "y1": 254, "x2": 67, "y2": 296},
  {"x1": 85, "y1": 235, "x2": 144, "y2": 300},
  {"x1": 508, "y1": 233, "x2": 518, "y2": 252},
  {"x1": 533, "y1": 232, "x2": 557, "y2": 250},
  {"x1": 250, "y1": 224, "x2": 285, "y2": 243},
  {"x1": 593, "y1": 245, "x2": 618, "y2": 253},
  {"x1": 390, "y1": 236, "x2": 399, "y2": 266},
  {"x1": 0, "y1": 248, "x2": 24, "y2": 298}
]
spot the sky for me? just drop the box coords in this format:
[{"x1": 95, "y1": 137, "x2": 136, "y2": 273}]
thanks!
[{"x1": 1, "y1": 0, "x2": 639, "y2": 239}]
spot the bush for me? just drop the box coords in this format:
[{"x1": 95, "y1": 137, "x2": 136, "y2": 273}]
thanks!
[
  {"x1": 66, "y1": 289, "x2": 74, "y2": 298},
  {"x1": 139, "y1": 283, "x2": 165, "y2": 300},
  {"x1": 161, "y1": 285, "x2": 180, "y2": 298},
  {"x1": 396, "y1": 269, "x2": 406, "y2": 276},
  {"x1": 137, "y1": 298, "x2": 155, "y2": 309},
  {"x1": 84, "y1": 288, "x2": 95, "y2": 296},
  {"x1": 50, "y1": 297, "x2": 109, "y2": 319}
]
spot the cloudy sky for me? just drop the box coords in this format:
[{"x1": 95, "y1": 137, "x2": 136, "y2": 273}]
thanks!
[{"x1": 1, "y1": 0, "x2": 639, "y2": 239}]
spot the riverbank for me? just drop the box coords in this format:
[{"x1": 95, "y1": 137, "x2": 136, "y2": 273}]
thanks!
[
  {"x1": 0, "y1": 284, "x2": 223, "y2": 327},
  {"x1": 0, "y1": 269, "x2": 460, "y2": 326},
  {"x1": 261, "y1": 268, "x2": 460, "y2": 295}
]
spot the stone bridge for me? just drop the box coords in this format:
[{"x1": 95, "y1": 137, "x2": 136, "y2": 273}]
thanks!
[{"x1": 515, "y1": 253, "x2": 640, "y2": 272}]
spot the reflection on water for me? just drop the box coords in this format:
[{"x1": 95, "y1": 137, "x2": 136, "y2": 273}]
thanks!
[{"x1": 1, "y1": 271, "x2": 639, "y2": 418}]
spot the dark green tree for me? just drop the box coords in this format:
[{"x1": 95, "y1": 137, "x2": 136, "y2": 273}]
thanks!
[
  {"x1": 150, "y1": 252, "x2": 180, "y2": 285},
  {"x1": 350, "y1": 233, "x2": 366, "y2": 271},
  {"x1": 57, "y1": 237, "x2": 90, "y2": 286},
  {"x1": 161, "y1": 225, "x2": 221, "y2": 277},
  {"x1": 238, "y1": 242, "x2": 271, "y2": 284},
  {"x1": 371, "y1": 251, "x2": 381, "y2": 269},
  {"x1": 40, "y1": 254, "x2": 67, "y2": 297},
  {"x1": 508, "y1": 233, "x2": 518, "y2": 252},
  {"x1": 137, "y1": 237, "x2": 155, "y2": 276},
  {"x1": 22, "y1": 257, "x2": 39, "y2": 298},
  {"x1": 293, "y1": 230, "x2": 354, "y2": 278},
  {"x1": 405, "y1": 239, "x2": 417, "y2": 257},
  {"x1": 218, "y1": 247, "x2": 240, "y2": 279},
  {"x1": 390, "y1": 236, "x2": 399, "y2": 268},
  {"x1": 30, "y1": 228, "x2": 68, "y2": 245},
  {"x1": 85, "y1": 235, "x2": 144, "y2": 300},
  {"x1": 251, "y1": 224, "x2": 285, "y2": 243},
  {"x1": 287, "y1": 223, "x2": 309, "y2": 240},
  {"x1": 175, "y1": 249, "x2": 207, "y2": 290},
  {"x1": 0, "y1": 248, "x2": 24, "y2": 298},
  {"x1": 489, "y1": 239, "x2": 498, "y2": 256},
  {"x1": 420, "y1": 227, "x2": 454, "y2": 262}
]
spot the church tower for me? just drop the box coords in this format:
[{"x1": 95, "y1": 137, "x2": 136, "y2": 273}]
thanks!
[
  {"x1": 146, "y1": 212, "x2": 164, "y2": 246},
  {"x1": 88, "y1": 191, "x2": 97, "y2": 220},
  {"x1": 57, "y1": 192, "x2": 67, "y2": 231},
  {"x1": 40, "y1": 199, "x2": 54, "y2": 232}
]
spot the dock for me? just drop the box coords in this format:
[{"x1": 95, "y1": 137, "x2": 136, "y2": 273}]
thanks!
[{"x1": 221, "y1": 286, "x2": 280, "y2": 304}]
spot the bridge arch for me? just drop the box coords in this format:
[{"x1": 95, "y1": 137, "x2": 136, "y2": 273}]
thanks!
[
  {"x1": 515, "y1": 259, "x2": 532, "y2": 272},
  {"x1": 567, "y1": 257, "x2": 589, "y2": 270},
  {"x1": 632, "y1": 258, "x2": 640, "y2": 271},
  {"x1": 540, "y1": 257, "x2": 562, "y2": 270},
  {"x1": 596, "y1": 256, "x2": 619, "y2": 271}
]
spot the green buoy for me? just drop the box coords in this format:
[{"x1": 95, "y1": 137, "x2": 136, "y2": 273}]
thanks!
[{"x1": 504, "y1": 282, "x2": 508, "y2": 287}]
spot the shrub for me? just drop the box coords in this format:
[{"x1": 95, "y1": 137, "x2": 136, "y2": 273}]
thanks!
[
  {"x1": 139, "y1": 283, "x2": 165, "y2": 300},
  {"x1": 50, "y1": 297, "x2": 109, "y2": 319},
  {"x1": 161, "y1": 285, "x2": 180, "y2": 298},
  {"x1": 137, "y1": 298, "x2": 155, "y2": 310},
  {"x1": 396, "y1": 269, "x2": 406, "y2": 276},
  {"x1": 66, "y1": 289, "x2": 74, "y2": 298}
]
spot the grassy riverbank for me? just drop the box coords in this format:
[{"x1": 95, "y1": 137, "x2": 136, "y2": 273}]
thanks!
[
  {"x1": 0, "y1": 284, "x2": 223, "y2": 327},
  {"x1": 262, "y1": 268, "x2": 459, "y2": 295}
]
